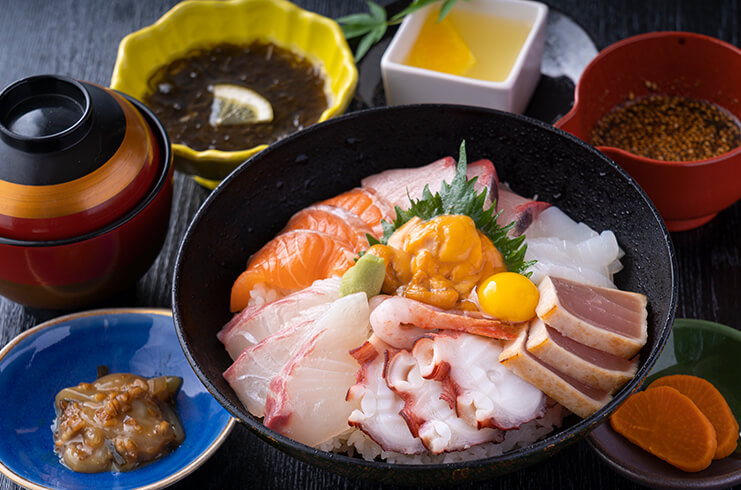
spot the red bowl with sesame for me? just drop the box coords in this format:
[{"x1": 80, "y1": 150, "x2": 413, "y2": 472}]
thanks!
[{"x1": 555, "y1": 31, "x2": 741, "y2": 231}]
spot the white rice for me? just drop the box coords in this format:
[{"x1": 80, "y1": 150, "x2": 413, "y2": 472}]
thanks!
[{"x1": 317, "y1": 404, "x2": 568, "y2": 464}]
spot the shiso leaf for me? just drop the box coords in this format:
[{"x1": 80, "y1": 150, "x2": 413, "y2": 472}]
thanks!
[{"x1": 379, "y1": 141, "x2": 535, "y2": 276}]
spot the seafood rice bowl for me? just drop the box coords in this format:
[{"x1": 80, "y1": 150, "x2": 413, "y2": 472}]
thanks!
[{"x1": 173, "y1": 105, "x2": 676, "y2": 484}]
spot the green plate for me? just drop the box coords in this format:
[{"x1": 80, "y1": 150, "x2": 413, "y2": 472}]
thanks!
[{"x1": 588, "y1": 319, "x2": 741, "y2": 489}]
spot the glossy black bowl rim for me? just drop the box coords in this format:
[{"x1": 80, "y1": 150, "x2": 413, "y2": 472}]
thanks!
[
  {"x1": 172, "y1": 103, "x2": 678, "y2": 474},
  {"x1": 0, "y1": 92, "x2": 172, "y2": 247}
]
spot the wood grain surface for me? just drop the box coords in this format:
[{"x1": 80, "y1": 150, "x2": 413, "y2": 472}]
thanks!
[{"x1": 0, "y1": 1, "x2": 738, "y2": 489}]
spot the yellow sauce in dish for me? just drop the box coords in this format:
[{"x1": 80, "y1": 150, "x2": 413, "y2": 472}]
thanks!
[
  {"x1": 53, "y1": 373, "x2": 184, "y2": 473},
  {"x1": 405, "y1": 8, "x2": 533, "y2": 82}
]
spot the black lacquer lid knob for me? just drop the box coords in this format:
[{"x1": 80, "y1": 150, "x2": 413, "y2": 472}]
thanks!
[{"x1": 0, "y1": 75, "x2": 92, "y2": 153}]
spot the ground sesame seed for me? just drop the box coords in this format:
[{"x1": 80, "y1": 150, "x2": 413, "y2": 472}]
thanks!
[{"x1": 590, "y1": 95, "x2": 741, "y2": 161}]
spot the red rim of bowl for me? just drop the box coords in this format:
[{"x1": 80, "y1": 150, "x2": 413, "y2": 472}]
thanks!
[{"x1": 558, "y1": 30, "x2": 741, "y2": 168}]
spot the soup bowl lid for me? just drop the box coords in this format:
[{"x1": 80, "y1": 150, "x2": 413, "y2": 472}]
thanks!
[{"x1": 0, "y1": 74, "x2": 161, "y2": 241}]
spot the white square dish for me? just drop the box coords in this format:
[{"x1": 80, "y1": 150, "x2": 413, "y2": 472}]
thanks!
[{"x1": 380, "y1": 0, "x2": 548, "y2": 113}]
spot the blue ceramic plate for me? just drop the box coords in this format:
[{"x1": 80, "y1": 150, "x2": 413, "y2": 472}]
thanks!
[
  {"x1": 0, "y1": 308, "x2": 235, "y2": 490},
  {"x1": 588, "y1": 318, "x2": 741, "y2": 489}
]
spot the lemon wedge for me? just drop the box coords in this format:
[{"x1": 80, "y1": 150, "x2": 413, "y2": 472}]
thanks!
[{"x1": 209, "y1": 84, "x2": 273, "y2": 127}]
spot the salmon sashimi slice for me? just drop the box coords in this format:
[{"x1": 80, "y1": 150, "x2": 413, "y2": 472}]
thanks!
[
  {"x1": 263, "y1": 293, "x2": 371, "y2": 447},
  {"x1": 230, "y1": 230, "x2": 356, "y2": 312},
  {"x1": 319, "y1": 187, "x2": 395, "y2": 239},
  {"x1": 280, "y1": 204, "x2": 374, "y2": 253}
]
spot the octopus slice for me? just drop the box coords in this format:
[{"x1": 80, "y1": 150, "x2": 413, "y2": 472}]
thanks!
[
  {"x1": 412, "y1": 331, "x2": 546, "y2": 430},
  {"x1": 361, "y1": 157, "x2": 497, "y2": 210},
  {"x1": 386, "y1": 350, "x2": 504, "y2": 454},
  {"x1": 263, "y1": 293, "x2": 371, "y2": 447},
  {"x1": 369, "y1": 295, "x2": 525, "y2": 350},
  {"x1": 346, "y1": 336, "x2": 425, "y2": 455},
  {"x1": 218, "y1": 277, "x2": 340, "y2": 359}
]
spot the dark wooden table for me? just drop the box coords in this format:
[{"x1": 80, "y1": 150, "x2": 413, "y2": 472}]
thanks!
[{"x1": 1, "y1": 1, "x2": 739, "y2": 489}]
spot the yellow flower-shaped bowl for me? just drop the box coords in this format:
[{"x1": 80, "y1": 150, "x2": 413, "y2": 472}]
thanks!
[{"x1": 111, "y1": 0, "x2": 358, "y2": 188}]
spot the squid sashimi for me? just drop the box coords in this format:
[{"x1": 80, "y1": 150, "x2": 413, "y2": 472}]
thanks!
[
  {"x1": 280, "y1": 204, "x2": 374, "y2": 253},
  {"x1": 361, "y1": 157, "x2": 498, "y2": 209},
  {"x1": 230, "y1": 230, "x2": 355, "y2": 312},
  {"x1": 524, "y1": 207, "x2": 624, "y2": 288},
  {"x1": 369, "y1": 295, "x2": 525, "y2": 350},
  {"x1": 347, "y1": 336, "x2": 426, "y2": 454},
  {"x1": 219, "y1": 277, "x2": 340, "y2": 358},
  {"x1": 224, "y1": 291, "x2": 363, "y2": 417},
  {"x1": 386, "y1": 350, "x2": 504, "y2": 454},
  {"x1": 412, "y1": 331, "x2": 545, "y2": 430},
  {"x1": 319, "y1": 187, "x2": 395, "y2": 238},
  {"x1": 263, "y1": 293, "x2": 371, "y2": 447}
]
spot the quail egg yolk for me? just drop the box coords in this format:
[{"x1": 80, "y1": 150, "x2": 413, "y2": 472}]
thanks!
[
  {"x1": 367, "y1": 215, "x2": 506, "y2": 310},
  {"x1": 477, "y1": 272, "x2": 539, "y2": 322}
]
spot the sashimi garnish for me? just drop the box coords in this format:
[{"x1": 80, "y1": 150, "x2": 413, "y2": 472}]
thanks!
[
  {"x1": 360, "y1": 156, "x2": 498, "y2": 210},
  {"x1": 370, "y1": 141, "x2": 535, "y2": 276}
]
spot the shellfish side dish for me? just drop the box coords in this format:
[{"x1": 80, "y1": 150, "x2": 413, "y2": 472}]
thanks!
[{"x1": 219, "y1": 142, "x2": 648, "y2": 463}]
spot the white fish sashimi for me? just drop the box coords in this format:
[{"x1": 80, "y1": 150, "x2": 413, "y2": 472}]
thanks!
[
  {"x1": 217, "y1": 277, "x2": 341, "y2": 359},
  {"x1": 223, "y1": 319, "x2": 317, "y2": 418},
  {"x1": 263, "y1": 293, "x2": 371, "y2": 447}
]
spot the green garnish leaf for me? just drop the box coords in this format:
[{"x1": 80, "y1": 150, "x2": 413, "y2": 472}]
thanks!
[
  {"x1": 380, "y1": 141, "x2": 535, "y2": 276},
  {"x1": 338, "y1": 0, "x2": 470, "y2": 61}
]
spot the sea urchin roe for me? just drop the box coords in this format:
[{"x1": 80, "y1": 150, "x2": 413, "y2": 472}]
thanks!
[
  {"x1": 144, "y1": 41, "x2": 329, "y2": 152},
  {"x1": 367, "y1": 215, "x2": 506, "y2": 309},
  {"x1": 590, "y1": 95, "x2": 741, "y2": 161},
  {"x1": 53, "y1": 373, "x2": 185, "y2": 473}
]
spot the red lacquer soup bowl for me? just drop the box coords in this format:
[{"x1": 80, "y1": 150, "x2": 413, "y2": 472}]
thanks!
[
  {"x1": 555, "y1": 32, "x2": 741, "y2": 231},
  {"x1": 0, "y1": 76, "x2": 172, "y2": 309}
]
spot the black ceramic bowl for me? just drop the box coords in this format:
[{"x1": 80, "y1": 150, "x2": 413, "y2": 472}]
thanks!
[{"x1": 172, "y1": 105, "x2": 677, "y2": 485}]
